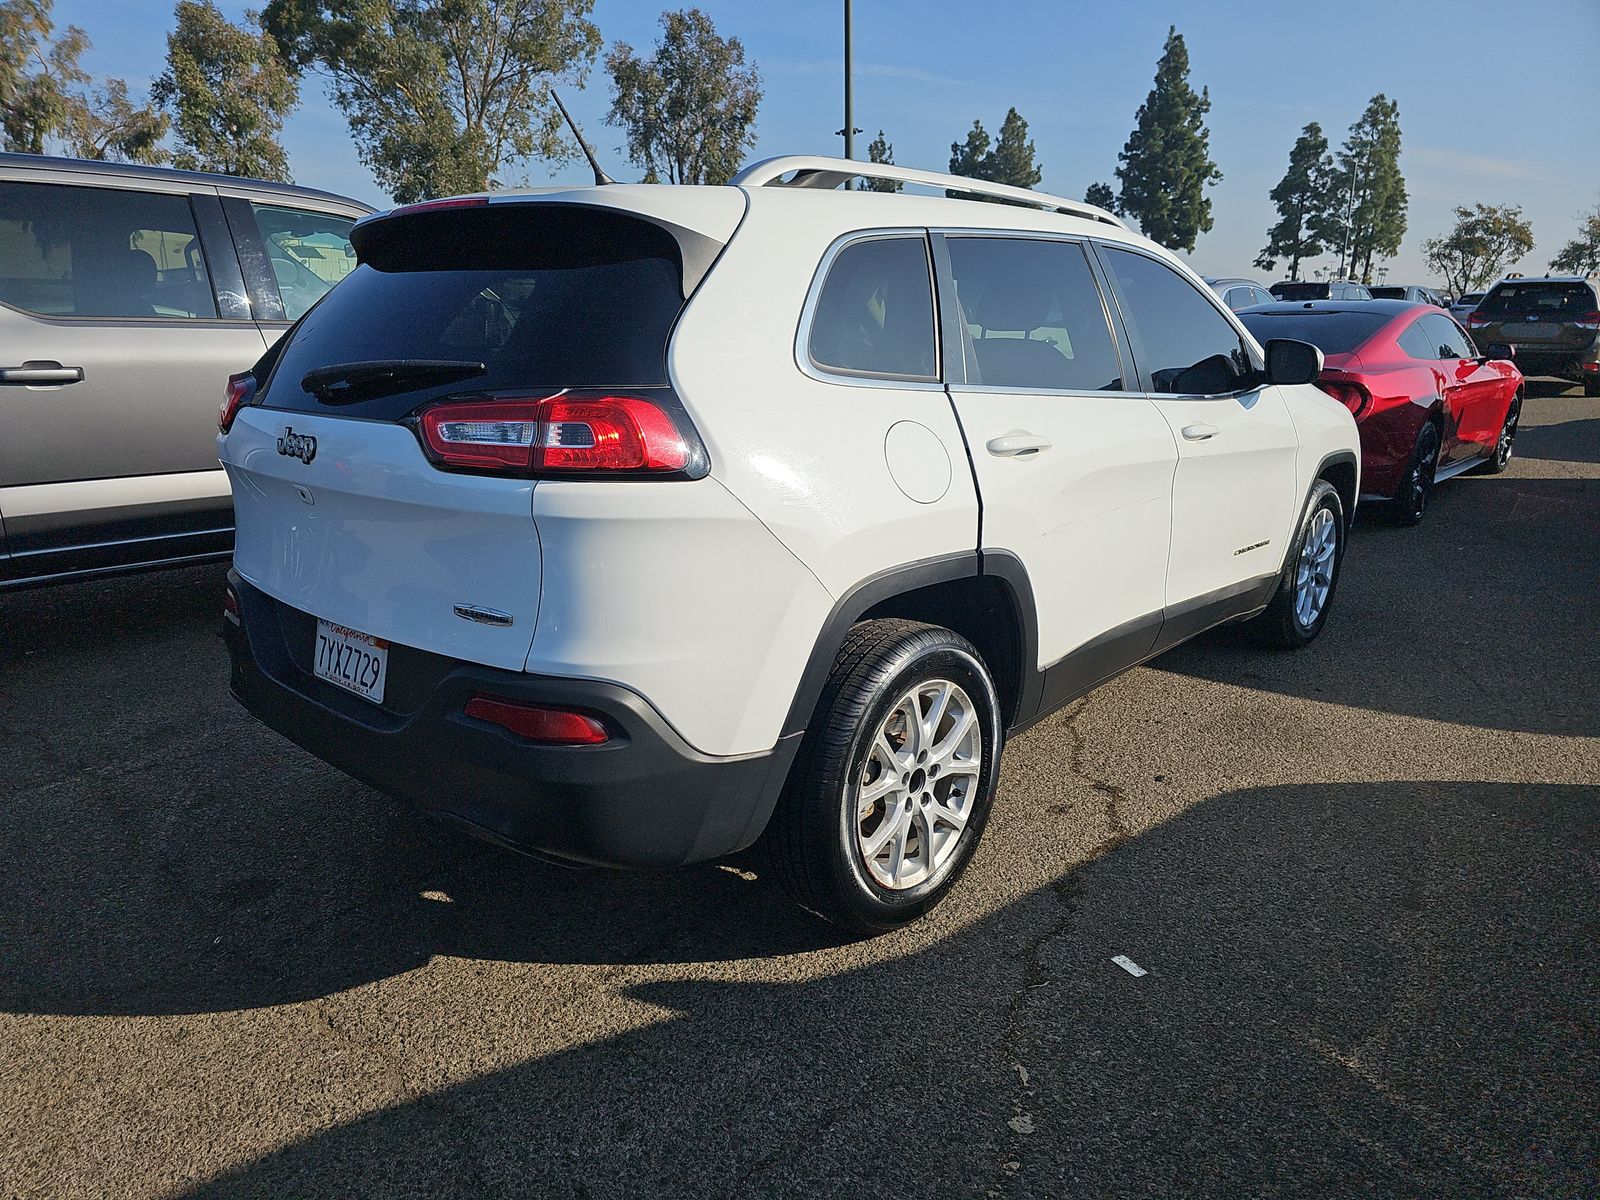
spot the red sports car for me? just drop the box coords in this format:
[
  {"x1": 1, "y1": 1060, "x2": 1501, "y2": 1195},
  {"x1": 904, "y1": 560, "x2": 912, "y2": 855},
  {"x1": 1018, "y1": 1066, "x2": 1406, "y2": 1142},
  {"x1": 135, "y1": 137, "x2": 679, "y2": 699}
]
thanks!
[{"x1": 1239, "y1": 300, "x2": 1523, "y2": 524}]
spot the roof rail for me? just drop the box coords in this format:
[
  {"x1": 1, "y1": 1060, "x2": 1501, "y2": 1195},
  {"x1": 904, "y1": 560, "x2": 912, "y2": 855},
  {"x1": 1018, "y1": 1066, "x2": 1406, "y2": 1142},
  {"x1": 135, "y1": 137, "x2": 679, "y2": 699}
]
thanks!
[{"x1": 730, "y1": 155, "x2": 1128, "y2": 229}]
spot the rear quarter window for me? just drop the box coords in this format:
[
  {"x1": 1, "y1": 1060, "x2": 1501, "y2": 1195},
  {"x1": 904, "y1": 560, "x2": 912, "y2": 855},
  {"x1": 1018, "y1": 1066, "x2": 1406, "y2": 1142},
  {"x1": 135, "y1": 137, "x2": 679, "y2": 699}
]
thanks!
[{"x1": 807, "y1": 236, "x2": 937, "y2": 380}]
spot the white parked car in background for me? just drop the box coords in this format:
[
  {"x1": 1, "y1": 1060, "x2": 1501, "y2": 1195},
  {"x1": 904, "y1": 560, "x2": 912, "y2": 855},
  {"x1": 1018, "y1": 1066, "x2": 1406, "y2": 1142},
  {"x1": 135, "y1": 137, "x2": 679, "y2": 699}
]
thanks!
[{"x1": 220, "y1": 156, "x2": 1359, "y2": 930}]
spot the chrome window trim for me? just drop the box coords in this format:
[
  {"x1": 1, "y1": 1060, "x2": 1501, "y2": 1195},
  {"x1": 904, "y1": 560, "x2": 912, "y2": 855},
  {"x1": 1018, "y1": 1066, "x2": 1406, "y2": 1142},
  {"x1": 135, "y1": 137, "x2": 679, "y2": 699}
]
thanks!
[{"x1": 795, "y1": 228, "x2": 944, "y2": 390}]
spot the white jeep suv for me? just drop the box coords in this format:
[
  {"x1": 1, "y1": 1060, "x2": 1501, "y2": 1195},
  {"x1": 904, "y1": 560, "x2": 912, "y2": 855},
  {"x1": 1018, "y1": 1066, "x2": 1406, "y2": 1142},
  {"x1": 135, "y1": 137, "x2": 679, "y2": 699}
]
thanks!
[{"x1": 220, "y1": 156, "x2": 1358, "y2": 931}]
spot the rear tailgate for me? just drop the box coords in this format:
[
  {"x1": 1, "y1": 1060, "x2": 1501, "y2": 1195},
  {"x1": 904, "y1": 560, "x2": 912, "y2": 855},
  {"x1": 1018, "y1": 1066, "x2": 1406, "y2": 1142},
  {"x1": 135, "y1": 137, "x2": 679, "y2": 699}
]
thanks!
[
  {"x1": 223, "y1": 406, "x2": 541, "y2": 670},
  {"x1": 1474, "y1": 280, "x2": 1599, "y2": 352},
  {"x1": 221, "y1": 189, "x2": 744, "y2": 674}
]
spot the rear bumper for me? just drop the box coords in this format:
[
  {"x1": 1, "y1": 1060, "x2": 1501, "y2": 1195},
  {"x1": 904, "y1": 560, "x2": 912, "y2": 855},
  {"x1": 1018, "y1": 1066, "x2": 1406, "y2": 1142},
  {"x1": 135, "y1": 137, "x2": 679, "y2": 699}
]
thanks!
[
  {"x1": 1488, "y1": 343, "x2": 1597, "y2": 379},
  {"x1": 224, "y1": 572, "x2": 800, "y2": 868}
]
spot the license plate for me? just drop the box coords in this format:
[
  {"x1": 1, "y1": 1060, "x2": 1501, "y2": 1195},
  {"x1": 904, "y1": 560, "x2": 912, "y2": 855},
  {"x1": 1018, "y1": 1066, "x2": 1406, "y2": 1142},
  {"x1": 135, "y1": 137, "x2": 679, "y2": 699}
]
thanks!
[
  {"x1": 313, "y1": 618, "x2": 388, "y2": 704},
  {"x1": 1517, "y1": 323, "x2": 1556, "y2": 340}
]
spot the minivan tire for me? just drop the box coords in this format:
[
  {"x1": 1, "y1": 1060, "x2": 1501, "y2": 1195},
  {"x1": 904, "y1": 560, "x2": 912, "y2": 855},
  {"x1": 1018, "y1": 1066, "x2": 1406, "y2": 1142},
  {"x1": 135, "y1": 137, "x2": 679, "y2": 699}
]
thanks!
[
  {"x1": 767, "y1": 619, "x2": 1002, "y2": 933},
  {"x1": 1251, "y1": 480, "x2": 1345, "y2": 650}
]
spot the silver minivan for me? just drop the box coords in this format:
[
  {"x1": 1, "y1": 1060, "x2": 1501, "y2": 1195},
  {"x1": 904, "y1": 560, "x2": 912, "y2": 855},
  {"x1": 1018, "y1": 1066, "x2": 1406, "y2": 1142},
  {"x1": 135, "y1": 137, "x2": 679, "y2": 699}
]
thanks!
[{"x1": 0, "y1": 153, "x2": 372, "y2": 588}]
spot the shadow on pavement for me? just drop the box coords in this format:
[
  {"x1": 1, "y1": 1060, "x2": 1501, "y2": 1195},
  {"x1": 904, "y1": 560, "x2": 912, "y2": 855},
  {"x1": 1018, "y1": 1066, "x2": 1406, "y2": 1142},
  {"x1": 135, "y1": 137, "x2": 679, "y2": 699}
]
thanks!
[
  {"x1": 160, "y1": 780, "x2": 1597, "y2": 1199},
  {"x1": 1158, "y1": 469, "x2": 1600, "y2": 738}
]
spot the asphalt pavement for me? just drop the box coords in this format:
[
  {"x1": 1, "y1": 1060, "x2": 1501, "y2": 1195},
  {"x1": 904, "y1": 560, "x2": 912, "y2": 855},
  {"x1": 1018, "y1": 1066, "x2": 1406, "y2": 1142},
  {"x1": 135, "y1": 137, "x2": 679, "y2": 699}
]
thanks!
[{"x1": 1, "y1": 380, "x2": 1595, "y2": 1199}]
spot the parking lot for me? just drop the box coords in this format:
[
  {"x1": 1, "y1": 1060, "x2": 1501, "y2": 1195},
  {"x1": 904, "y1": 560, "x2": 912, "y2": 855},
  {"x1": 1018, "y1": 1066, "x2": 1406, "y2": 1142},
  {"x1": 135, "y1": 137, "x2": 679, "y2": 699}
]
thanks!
[{"x1": 2, "y1": 380, "x2": 1595, "y2": 1198}]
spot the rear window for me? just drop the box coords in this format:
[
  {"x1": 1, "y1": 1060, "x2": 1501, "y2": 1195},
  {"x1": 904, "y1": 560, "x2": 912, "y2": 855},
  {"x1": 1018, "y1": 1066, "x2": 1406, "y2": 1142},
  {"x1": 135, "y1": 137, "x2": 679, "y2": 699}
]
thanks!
[
  {"x1": 1238, "y1": 309, "x2": 1391, "y2": 356},
  {"x1": 1480, "y1": 281, "x2": 1597, "y2": 317},
  {"x1": 1370, "y1": 286, "x2": 1405, "y2": 299},
  {"x1": 1271, "y1": 282, "x2": 1329, "y2": 301},
  {"x1": 260, "y1": 205, "x2": 690, "y2": 421}
]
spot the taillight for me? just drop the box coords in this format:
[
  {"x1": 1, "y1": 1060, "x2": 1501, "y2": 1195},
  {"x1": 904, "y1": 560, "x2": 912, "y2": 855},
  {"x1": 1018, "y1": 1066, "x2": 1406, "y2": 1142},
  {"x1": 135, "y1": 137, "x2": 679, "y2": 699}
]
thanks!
[
  {"x1": 219, "y1": 372, "x2": 255, "y2": 433},
  {"x1": 1576, "y1": 310, "x2": 1600, "y2": 330},
  {"x1": 1316, "y1": 378, "x2": 1371, "y2": 419},
  {"x1": 465, "y1": 697, "x2": 610, "y2": 745},
  {"x1": 1466, "y1": 311, "x2": 1491, "y2": 328},
  {"x1": 417, "y1": 394, "x2": 697, "y2": 477},
  {"x1": 223, "y1": 582, "x2": 240, "y2": 623}
]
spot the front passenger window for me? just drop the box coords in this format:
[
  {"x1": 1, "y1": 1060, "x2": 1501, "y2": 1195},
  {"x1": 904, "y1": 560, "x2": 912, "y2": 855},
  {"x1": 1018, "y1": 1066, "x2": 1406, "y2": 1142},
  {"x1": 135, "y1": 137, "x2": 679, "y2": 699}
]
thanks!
[
  {"x1": 1101, "y1": 245, "x2": 1251, "y2": 395},
  {"x1": 808, "y1": 236, "x2": 937, "y2": 380}
]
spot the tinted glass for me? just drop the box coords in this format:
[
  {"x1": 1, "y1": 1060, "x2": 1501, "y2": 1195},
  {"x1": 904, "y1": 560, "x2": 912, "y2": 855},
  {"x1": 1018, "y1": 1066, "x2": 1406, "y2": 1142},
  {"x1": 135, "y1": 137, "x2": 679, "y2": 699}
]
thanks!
[
  {"x1": 0, "y1": 181, "x2": 216, "y2": 318},
  {"x1": 1422, "y1": 313, "x2": 1475, "y2": 359},
  {"x1": 946, "y1": 237, "x2": 1122, "y2": 390},
  {"x1": 809, "y1": 237, "x2": 936, "y2": 379},
  {"x1": 1480, "y1": 281, "x2": 1597, "y2": 317},
  {"x1": 1223, "y1": 287, "x2": 1253, "y2": 311},
  {"x1": 1370, "y1": 286, "x2": 1405, "y2": 299},
  {"x1": 1397, "y1": 319, "x2": 1439, "y2": 360},
  {"x1": 1103, "y1": 246, "x2": 1250, "y2": 394},
  {"x1": 1272, "y1": 282, "x2": 1330, "y2": 301},
  {"x1": 1239, "y1": 309, "x2": 1391, "y2": 356},
  {"x1": 250, "y1": 203, "x2": 357, "y2": 321},
  {"x1": 264, "y1": 206, "x2": 686, "y2": 420}
]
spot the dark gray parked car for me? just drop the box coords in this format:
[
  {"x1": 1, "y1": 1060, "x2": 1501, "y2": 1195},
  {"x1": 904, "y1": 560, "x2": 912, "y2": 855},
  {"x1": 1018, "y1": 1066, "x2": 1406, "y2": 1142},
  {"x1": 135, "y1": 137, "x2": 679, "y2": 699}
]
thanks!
[{"x1": 0, "y1": 153, "x2": 372, "y2": 588}]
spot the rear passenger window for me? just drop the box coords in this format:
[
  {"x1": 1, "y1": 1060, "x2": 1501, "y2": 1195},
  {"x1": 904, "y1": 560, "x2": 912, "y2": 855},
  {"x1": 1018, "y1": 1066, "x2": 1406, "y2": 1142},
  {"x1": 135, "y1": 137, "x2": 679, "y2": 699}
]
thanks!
[
  {"x1": 248, "y1": 203, "x2": 357, "y2": 321},
  {"x1": 1101, "y1": 245, "x2": 1251, "y2": 395},
  {"x1": 808, "y1": 236, "x2": 937, "y2": 380},
  {"x1": 945, "y1": 237, "x2": 1123, "y2": 391},
  {"x1": 1422, "y1": 313, "x2": 1475, "y2": 360},
  {"x1": 0, "y1": 181, "x2": 217, "y2": 319},
  {"x1": 1398, "y1": 319, "x2": 1438, "y2": 360}
]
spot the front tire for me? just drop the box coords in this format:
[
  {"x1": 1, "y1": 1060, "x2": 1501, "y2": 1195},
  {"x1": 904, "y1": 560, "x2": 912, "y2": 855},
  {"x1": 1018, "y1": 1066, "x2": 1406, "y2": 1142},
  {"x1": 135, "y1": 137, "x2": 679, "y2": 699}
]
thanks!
[
  {"x1": 768, "y1": 619, "x2": 1003, "y2": 933},
  {"x1": 1475, "y1": 394, "x2": 1520, "y2": 474},
  {"x1": 1252, "y1": 480, "x2": 1345, "y2": 650}
]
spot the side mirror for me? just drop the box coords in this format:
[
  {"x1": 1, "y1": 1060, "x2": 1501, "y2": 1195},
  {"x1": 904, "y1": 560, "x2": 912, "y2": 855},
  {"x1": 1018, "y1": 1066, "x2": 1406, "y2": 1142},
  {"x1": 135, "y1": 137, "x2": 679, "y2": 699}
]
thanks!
[
  {"x1": 1485, "y1": 342, "x2": 1515, "y2": 361},
  {"x1": 1265, "y1": 338, "x2": 1324, "y2": 386}
]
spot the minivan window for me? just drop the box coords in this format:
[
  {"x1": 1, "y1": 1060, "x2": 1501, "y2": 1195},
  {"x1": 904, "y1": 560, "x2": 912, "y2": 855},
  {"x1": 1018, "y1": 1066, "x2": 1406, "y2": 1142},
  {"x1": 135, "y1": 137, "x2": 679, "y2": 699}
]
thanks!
[
  {"x1": 946, "y1": 237, "x2": 1122, "y2": 391},
  {"x1": 249, "y1": 203, "x2": 357, "y2": 321},
  {"x1": 808, "y1": 236, "x2": 936, "y2": 380},
  {"x1": 1102, "y1": 246, "x2": 1251, "y2": 394},
  {"x1": 262, "y1": 204, "x2": 689, "y2": 421},
  {"x1": 0, "y1": 181, "x2": 217, "y2": 319}
]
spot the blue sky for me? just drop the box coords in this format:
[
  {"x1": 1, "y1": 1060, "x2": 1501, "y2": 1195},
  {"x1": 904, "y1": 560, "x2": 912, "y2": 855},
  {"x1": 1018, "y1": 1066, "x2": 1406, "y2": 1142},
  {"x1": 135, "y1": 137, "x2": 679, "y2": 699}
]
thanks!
[{"x1": 51, "y1": 0, "x2": 1600, "y2": 285}]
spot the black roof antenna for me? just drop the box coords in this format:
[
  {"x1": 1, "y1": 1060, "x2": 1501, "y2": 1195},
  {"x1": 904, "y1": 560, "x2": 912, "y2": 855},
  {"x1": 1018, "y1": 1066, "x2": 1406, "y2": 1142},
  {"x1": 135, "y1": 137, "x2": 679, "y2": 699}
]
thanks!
[{"x1": 551, "y1": 89, "x2": 616, "y2": 186}]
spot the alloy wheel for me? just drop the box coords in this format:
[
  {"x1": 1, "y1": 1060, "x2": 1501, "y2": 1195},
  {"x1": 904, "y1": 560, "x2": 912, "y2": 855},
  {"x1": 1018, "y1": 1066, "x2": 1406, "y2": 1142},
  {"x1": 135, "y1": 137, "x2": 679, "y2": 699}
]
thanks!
[
  {"x1": 1293, "y1": 506, "x2": 1338, "y2": 629},
  {"x1": 852, "y1": 679, "x2": 982, "y2": 891}
]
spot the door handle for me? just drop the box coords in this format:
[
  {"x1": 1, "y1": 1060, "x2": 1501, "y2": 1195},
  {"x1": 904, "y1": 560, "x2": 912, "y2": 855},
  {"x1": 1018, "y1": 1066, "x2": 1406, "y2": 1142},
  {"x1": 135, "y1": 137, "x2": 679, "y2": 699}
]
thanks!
[
  {"x1": 0, "y1": 362, "x2": 84, "y2": 385},
  {"x1": 986, "y1": 431, "x2": 1053, "y2": 457},
  {"x1": 1181, "y1": 422, "x2": 1220, "y2": 441}
]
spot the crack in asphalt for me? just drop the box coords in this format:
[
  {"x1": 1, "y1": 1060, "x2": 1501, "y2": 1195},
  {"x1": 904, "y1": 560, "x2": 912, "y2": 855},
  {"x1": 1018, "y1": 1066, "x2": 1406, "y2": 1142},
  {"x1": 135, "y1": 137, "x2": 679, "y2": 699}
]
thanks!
[{"x1": 987, "y1": 697, "x2": 1134, "y2": 1195}]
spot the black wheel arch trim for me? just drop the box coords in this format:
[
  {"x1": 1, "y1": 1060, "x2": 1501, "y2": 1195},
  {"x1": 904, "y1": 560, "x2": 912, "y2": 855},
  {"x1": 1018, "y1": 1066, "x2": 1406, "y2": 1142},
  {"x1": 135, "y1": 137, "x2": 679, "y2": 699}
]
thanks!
[{"x1": 779, "y1": 550, "x2": 1041, "y2": 738}]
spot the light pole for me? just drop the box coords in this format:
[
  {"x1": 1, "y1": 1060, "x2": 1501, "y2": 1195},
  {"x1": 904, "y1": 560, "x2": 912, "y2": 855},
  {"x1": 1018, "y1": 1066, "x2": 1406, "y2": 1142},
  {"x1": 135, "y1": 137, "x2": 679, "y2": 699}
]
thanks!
[{"x1": 835, "y1": 0, "x2": 861, "y2": 160}]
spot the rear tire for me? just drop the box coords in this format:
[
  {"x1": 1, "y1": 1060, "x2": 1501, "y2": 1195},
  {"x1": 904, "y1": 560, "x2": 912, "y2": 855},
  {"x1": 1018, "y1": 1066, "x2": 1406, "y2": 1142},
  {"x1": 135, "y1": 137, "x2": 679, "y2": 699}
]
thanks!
[
  {"x1": 767, "y1": 619, "x2": 1003, "y2": 933},
  {"x1": 1251, "y1": 480, "x2": 1345, "y2": 650},
  {"x1": 1393, "y1": 422, "x2": 1440, "y2": 526}
]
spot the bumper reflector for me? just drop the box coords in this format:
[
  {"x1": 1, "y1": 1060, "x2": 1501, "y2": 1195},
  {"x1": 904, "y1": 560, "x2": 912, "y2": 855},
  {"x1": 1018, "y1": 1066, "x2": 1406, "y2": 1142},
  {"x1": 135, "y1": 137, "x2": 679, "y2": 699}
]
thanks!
[{"x1": 465, "y1": 697, "x2": 610, "y2": 745}]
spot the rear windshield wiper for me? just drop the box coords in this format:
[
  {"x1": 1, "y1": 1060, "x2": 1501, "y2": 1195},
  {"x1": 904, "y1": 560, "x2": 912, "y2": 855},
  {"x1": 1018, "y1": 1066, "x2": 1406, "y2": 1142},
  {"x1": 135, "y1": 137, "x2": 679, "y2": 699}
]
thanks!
[{"x1": 300, "y1": 359, "x2": 487, "y2": 403}]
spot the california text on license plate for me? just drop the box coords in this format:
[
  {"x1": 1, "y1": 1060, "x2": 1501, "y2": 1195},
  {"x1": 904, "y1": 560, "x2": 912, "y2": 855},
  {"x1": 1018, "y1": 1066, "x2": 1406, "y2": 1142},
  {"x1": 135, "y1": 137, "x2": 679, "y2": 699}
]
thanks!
[{"x1": 313, "y1": 618, "x2": 388, "y2": 703}]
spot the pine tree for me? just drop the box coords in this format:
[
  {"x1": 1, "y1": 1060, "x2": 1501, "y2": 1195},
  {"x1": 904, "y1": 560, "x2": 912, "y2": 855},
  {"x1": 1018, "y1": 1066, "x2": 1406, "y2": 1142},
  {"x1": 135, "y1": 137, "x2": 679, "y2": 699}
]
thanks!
[
  {"x1": 948, "y1": 118, "x2": 990, "y2": 195},
  {"x1": 1084, "y1": 181, "x2": 1117, "y2": 213},
  {"x1": 1255, "y1": 122, "x2": 1334, "y2": 281},
  {"x1": 1115, "y1": 26, "x2": 1221, "y2": 252},
  {"x1": 864, "y1": 129, "x2": 900, "y2": 192},
  {"x1": 986, "y1": 107, "x2": 1040, "y2": 191},
  {"x1": 1333, "y1": 95, "x2": 1406, "y2": 283},
  {"x1": 947, "y1": 108, "x2": 1041, "y2": 201}
]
